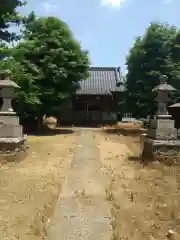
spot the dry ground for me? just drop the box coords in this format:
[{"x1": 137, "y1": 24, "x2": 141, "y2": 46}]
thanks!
[
  {"x1": 0, "y1": 130, "x2": 78, "y2": 240},
  {"x1": 98, "y1": 132, "x2": 180, "y2": 240},
  {"x1": 1, "y1": 127, "x2": 180, "y2": 240},
  {"x1": 103, "y1": 122, "x2": 147, "y2": 136},
  {"x1": 105, "y1": 122, "x2": 143, "y2": 129}
]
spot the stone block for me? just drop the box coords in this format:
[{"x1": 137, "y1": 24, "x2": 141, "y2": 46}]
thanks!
[
  {"x1": 148, "y1": 118, "x2": 177, "y2": 140},
  {"x1": 148, "y1": 128, "x2": 177, "y2": 140},
  {"x1": 0, "y1": 136, "x2": 26, "y2": 150},
  {"x1": 149, "y1": 118, "x2": 175, "y2": 129},
  {"x1": 0, "y1": 136, "x2": 28, "y2": 162},
  {"x1": 0, "y1": 125, "x2": 23, "y2": 138},
  {"x1": 142, "y1": 137, "x2": 180, "y2": 163},
  {"x1": 0, "y1": 115, "x2": 19, "y2": 125}
]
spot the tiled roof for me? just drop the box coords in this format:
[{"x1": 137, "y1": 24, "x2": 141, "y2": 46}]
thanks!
[{"x1": 76, "y1": 67, "x2": 125, "y2": 95}]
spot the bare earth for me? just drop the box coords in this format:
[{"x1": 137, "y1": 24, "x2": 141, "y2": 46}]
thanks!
[
  {"x1": 1, "y1": 128, "x2": 180, "y2": 240},
  {"x1": 99, "y1": 132, "x2": 180, "y2": 240},
  {"x1": 0, "y1": 131, "x2": 78, "y2": 240}
]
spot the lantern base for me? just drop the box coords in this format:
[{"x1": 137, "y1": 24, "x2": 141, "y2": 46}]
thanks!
[
  {"x1": 0, "y1": 136, "x2": 29, "y2": 163},
  {"x1": 156, "y1": 114, "x2": 172, "y2": 119},
  {"x1": 0, "y1": 135, "x2": 27, "y2": 150},
  {"x1": 0, "y1": 125, "x2": 23, "y2": 138},
  {"x1": 148, "y1": 118, "x2": 177, "y2": 140},
  {"x1": 0, "y1": 113, "x2": 23, "y2": 138},
  {"x1": 0, "y1": 111, "x2": 17, "y2": 116},
  {"x1": 0, "y1": 111, "x2": 28, "y2": 162},
  {"x1": 142, "y1": 137, "x2": 180, "y2": 164}
]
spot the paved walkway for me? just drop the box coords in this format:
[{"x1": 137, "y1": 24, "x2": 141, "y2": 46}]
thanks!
[{"x1": 47, "y1": 130, "x2": 112, "y2": 240}]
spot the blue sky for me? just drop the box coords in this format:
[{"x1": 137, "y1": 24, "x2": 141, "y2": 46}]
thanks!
[{"x1": 19, "y1": 0, "x2": 180, "y2": 72}]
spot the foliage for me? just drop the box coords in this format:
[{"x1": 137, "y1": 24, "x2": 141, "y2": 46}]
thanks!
[
  {"x1": 3, "y1": 15, "x2": 90, "y2": 124},
  {"x1": 0, "y1": 0, "x2": 25, "y2": 42},
  {"x1": 126, "y1": 22, "x2": 179, "y2": 117},
  {"x1": 164, "y1": 30, "x2": 180, "y2": 102}
]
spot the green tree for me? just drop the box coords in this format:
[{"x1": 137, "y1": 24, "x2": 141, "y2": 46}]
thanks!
[
  {"x1": 8, "y1": 15, "x2": 90, "y2": 127},
  {"x1": 164, "y1": 30, "x2": 180, "y2": 100},
  {"x1": 126, "y1": 22, "x2": 177, "y2": 117},
  {"x1": 0, "y1": 0, "x2": 25, "y2": 42}
]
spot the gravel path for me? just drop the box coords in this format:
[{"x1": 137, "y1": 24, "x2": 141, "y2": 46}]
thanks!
[{"x1": 47, "y1": 129, "x2": 112, "y2": 240}]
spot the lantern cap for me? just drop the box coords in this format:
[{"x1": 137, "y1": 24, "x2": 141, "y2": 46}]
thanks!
[
  {"x1": 152, "y1": 75, "x2": 176, "y2": 92},
  {"x1": 152, "y1": 82, "x2": 176, "y2": 92},
  {"x1": 0, "y1": 70, "x2": 20, "y2": 88}
]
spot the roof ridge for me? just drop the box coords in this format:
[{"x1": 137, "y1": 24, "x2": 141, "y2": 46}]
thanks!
[
  {"x1": 89, "y1": 67, "x2": 117, "y2": 71},
  {"x1": 76, "y1": 66, "x2": 124, "y2": 95}
]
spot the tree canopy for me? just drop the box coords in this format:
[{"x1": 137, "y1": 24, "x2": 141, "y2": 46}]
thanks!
[
  {"x1": 126, "y1": 22, "x2": 180, "y2": 117},
  {"x1": 0, "y1": 9, "x2": 90, "y2": 128},
  {"x1": 0, "y1": 0, "x2": 25, "y2": 42},
  {"x1": 10, "y1": 15, "x2": 89, "y2": 121}
]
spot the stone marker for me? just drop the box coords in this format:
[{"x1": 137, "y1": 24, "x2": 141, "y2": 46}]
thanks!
[
  {"x1": 0, "y1": 70, "x2": 27, "y2": 162},
  {"x1": 142, "y1": 75, "x2": 180, "y2": 161}
]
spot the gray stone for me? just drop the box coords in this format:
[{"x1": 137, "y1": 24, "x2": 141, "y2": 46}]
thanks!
[
  {"x1": 147, "y1": 118, "x2": 177, "y2": 140},
  {"x1": 0, "y1": 115, "x2": 20, "y2": 125},
  {"x1": 0, "y1": 135, "x2": 27, "y2": 143},
  {"x1": 0, "y1": 114, "x2": 23, "y2": 138},
  {"x1": 0, "y1": 135, "x2": 28, "y2": 163},
  {"x1": 152, "y1": 75, "x2": 176, "y2": 117},
  {"x1": 141, "y1": 75, "x2": 180, "y2": 162},
  {"x1": 0, "y1": 73, "x2": 27, "y2": 161},
  {"x1": 149, "y1": 118, "x2": 174, "y2": 129},
  {"x1": 0, "y1": 136, "x2": 27, "y2": 151},
  {"x1": 142, "y1": 137, "x2": 180, "y2": 162},
  {"x1": 0, "y1": 125, "x2": 23, "y2": 138}
]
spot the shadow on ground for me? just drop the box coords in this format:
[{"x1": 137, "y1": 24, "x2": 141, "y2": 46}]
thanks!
[
  {"x1": 128, "y1": 153, "x2": 180, "y2": 167},
  {"x1": 128, "y1": 155, "x2": 152, "y2": 166},
  {"x1": 27, "y1": 128, "x2": 74, "y2": 136},
  {"x1": 103, "y1": 128, "x2": 147, "y2": 136}
]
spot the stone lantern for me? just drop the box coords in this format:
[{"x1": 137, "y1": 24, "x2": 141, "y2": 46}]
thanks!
[
  {"x1": 0, "y1": 70, "x2": 19, "y2": 113},
  {"x1": 152, "y1": 75, "x2": 176, "y2": 118},
  {"x1": 147, "y1": 75, "x2": 177, "y2": 140},
  {"x1": 0, "y1": 70, "x2": 27, "y2": 157},
  {"x1": 142, "y1": 75, "x2": 180, "y2": 161}
]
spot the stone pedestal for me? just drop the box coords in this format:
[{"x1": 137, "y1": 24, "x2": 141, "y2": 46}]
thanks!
[
  {"x1": 0, "y1": 113, "x2": 23, "y2": 138},
  {"x1": 0, "y1": 71, "x2": 28, "y2": 163},
  {"x1": 148, "y1": 118, "x2": 177, "y2": 140},
  {"x1": 142, "y1": 137, "x2": 180, "y2": 164},
  {"x1": 141, "y1": 75, "x2": 180, "y2": 163},
  {"x1": 142, "y1": 117, "x2": 180, "y2": 162},
  {"x1": 0, "y1": 112, "x2": 28, "y2": 162}
]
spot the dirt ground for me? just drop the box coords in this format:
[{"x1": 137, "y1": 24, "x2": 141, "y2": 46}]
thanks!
[
  {"x1": 1, "y1": 128, "x2": 180, "y2": 240},
  {"x1": 0, "y1": 130, "x2": 78, "y2": 240},
  {"x1": 98, "y1": 132, "x2": 180, "y2": 240}
]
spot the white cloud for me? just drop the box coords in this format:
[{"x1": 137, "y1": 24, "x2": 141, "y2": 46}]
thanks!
[
  {"x1": 100, "y1": 0, "x2": 128, "y2": 8},
  {"x1": 40, "y1": 2, "x2": 56, "y2": 13}
]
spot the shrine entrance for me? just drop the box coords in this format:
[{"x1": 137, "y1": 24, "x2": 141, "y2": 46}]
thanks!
[{"x1": 74, "y1": 101, "x2": 101, "y2": 126}]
